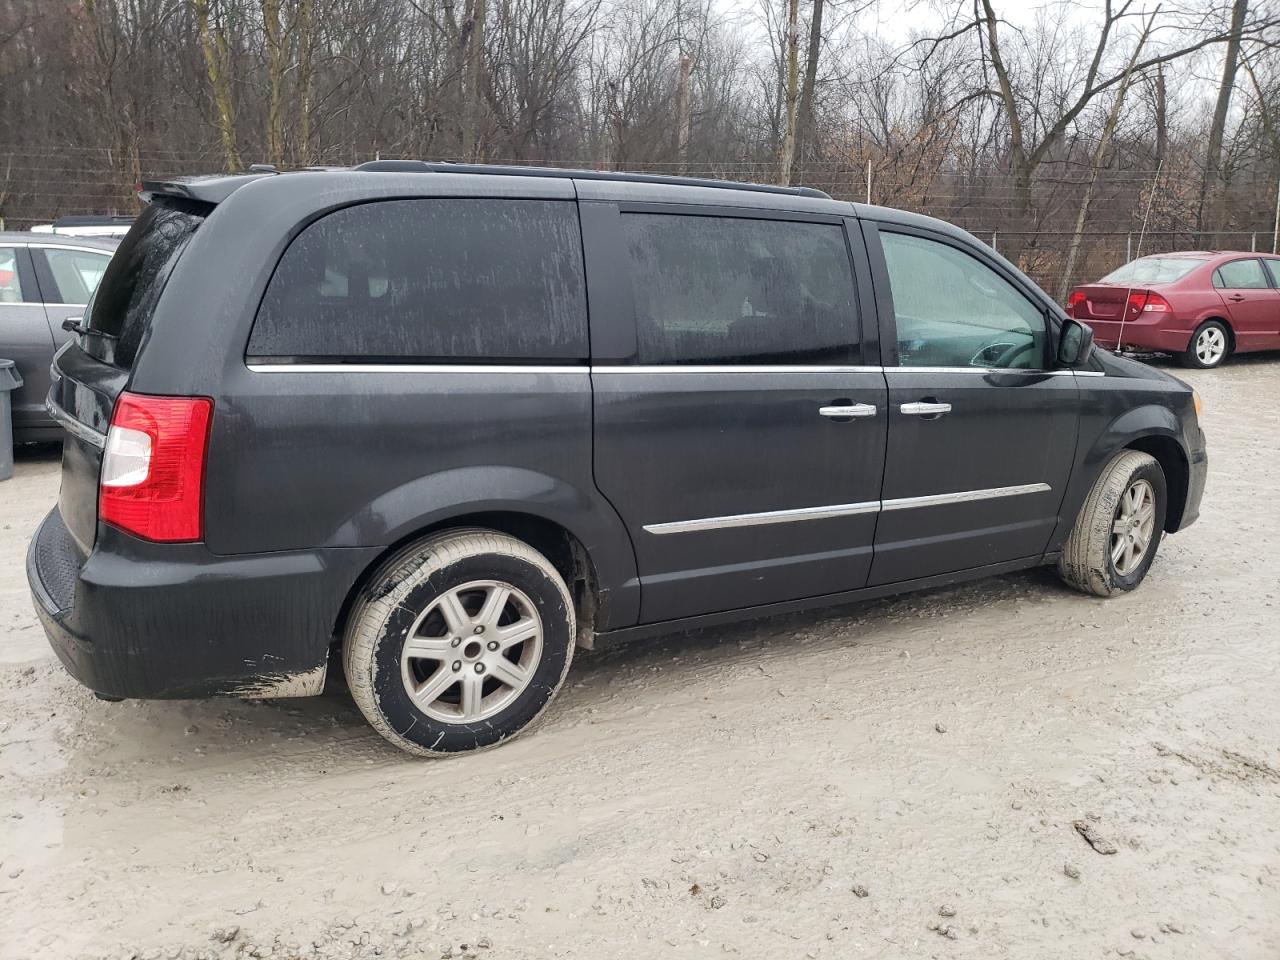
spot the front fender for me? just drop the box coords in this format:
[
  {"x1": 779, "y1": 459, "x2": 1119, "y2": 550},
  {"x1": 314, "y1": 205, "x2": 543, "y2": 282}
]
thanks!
[
  {"x1": 1051, "y1": 399, "x2": 1192, "y2": 553},
  {"x1": 328, "y1": 465, "x2": 641, "y2": 628}
]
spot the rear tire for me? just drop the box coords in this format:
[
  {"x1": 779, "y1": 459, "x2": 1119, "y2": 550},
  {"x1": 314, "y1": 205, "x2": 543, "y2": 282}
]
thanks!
[
  {"x1": 1180, "y1": 320, "x2": 1230, "y2": 368},
  {"x1": 1058, "y1": 450, "x2": 1167, "y2": 598},
  {"x1": 343, "y1": 529, "x2": 575, "y2": 756}
]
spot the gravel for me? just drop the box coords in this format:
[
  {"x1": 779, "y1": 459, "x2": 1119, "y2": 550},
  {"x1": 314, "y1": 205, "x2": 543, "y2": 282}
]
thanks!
[{"x1": 3, "y1": 358, "x2": 1280, "y2": 959}]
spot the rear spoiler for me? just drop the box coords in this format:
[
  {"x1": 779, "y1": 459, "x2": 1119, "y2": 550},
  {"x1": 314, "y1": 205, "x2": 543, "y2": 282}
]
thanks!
[{"x1": 138, "y1": 172, "x2": 275, "y2": 205}]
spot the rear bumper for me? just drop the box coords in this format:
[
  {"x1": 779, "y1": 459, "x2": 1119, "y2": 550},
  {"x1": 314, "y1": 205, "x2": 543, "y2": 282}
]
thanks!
[
  {"x1": 27, "y1": 509, "x2": 380, "y2": 700},
  {"x1": 1083, "y1": 318, "x2": 1193, "y2": 353}
]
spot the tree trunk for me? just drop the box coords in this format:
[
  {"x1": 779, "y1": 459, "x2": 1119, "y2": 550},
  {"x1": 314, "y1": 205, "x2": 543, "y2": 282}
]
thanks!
[
  {"x1": 294, "y1": 0, "x2": 315, "y2": 166},
  {"x1": 795, "y1": 0, "x2": 824, "y2": 176},
  {"x1": 1059, "y1": 23, "x2": 1152, "y2": 301},
  {"x1": 1197, "y1": 0, "x2": 1248, "y2": 243},
  {"x1": 192, "y1": 0, "x2": 241, "y2": 171},
  {"x1": 979, "y1": 0, "x2": 1031, "y2": 258},
  {"x1": 1153, "y1": 64, "x2": 1167, "y2": 166},
  {"x1": 462, "y1": 0, "x2": 487, "y2": 160},
  {"x1": 261, "y1": 0, "x2": 285, "y2": 166},
  {"x1": 676, "y1": 53, "x2": 692, "y2": 174},
  {"x1": 778, "y1": 0, "x2": 800, "y2": 185}
]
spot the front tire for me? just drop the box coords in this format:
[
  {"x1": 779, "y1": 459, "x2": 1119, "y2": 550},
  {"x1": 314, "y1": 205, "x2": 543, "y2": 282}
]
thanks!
[
  {"x1": 1181, "y1": 320, "x2": 1230, "y2": 368},
  {"x1": 343, "y1": 529, "x2": 575, "y2": 756},
  {"x1": 1058, "y1": 450, "x2": 1167, "y2": 598}
]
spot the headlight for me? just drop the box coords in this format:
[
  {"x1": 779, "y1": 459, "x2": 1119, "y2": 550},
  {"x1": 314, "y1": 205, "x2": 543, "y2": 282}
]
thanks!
[{"x1": 1192, "y1": 390, "x2": 1203, "y2": 418}]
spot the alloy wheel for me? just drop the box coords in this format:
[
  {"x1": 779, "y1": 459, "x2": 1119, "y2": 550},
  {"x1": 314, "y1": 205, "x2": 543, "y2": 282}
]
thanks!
[
  {"x1": 1195, "y1": 326, "x2": 1226, "y2": 366},
  {"x1": 1111, "y1": 479, "x2": 1156, "y2": 576},
  {"x1": 399, "y1": 580, "x2": 543, "y2": 723}
]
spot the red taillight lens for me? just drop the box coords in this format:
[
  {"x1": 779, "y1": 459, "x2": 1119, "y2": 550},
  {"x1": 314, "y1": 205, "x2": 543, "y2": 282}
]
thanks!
[
  {"x1": 1125, "y1": 289, "x2": 1171, "y2": 318},
  {"x1": 1141, "y1": 291, "x2": 1171, "y2": 313},
  {"x1": 1067, "y1": 290, "x2": 1086, "y2": 316},
  {"x1": 99, "y1": 392, "x2": 213, "y2": 542}
]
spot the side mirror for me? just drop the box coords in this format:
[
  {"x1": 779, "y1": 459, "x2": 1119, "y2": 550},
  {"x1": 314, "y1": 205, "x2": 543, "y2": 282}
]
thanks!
[{"x1": 1057, "y1": 318, "x2": 1095, "y2": 368}]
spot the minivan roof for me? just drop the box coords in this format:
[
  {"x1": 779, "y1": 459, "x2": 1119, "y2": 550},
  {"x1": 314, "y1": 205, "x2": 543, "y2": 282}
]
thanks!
[{"x1": 139, "y1": 161, "x2": 834, "y2": 205}]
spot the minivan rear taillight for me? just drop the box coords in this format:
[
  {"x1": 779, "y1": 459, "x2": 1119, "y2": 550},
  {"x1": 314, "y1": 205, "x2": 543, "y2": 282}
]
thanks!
[{"x1": 99, "y1": 393, "x2": 213, "y2": 542}]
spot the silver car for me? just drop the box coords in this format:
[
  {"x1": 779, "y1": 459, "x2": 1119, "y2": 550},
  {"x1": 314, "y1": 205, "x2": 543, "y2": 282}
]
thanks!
[{"x1": 1, "y1": 233, "x2": 117, "y2": 442}]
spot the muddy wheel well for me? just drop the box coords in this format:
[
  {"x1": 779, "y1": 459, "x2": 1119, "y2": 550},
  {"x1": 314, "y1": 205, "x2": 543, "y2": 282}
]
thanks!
[
  {"x1": 1126, "y1": 436, "x2": 1189, "y2": 531},
  {"x1": 331, "y1": 513, "x2": 600, "y2": 651}
]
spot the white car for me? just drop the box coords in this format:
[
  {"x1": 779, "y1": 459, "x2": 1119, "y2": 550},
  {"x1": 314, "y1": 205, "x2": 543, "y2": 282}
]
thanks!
[{"x1": 29, "y1": 215, "x2": 135, "y2": 239}]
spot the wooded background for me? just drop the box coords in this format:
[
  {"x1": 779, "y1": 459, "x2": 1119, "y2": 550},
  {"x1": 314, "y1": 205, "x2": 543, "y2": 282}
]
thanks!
[{"x1": 1, "y1": 0, "x2": 1278, "y2": 297}]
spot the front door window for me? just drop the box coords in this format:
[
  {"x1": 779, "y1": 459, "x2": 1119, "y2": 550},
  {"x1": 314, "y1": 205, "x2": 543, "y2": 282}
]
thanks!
[{"x1": 879, "y1": 231, "x2": 1047, "y2": 369}]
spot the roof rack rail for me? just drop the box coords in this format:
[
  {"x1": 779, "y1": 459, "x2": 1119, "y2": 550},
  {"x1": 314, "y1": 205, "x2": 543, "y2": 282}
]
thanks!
[{"x1": 352, "y1": 159, "x2": 832, "y2": 200}]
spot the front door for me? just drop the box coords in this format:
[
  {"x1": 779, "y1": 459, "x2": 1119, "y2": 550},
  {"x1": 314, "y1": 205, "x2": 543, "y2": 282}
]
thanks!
[
  {"x1": 588, "y1": 204, "x2": 887, "y2": 623},
  {"x1": 864, "y1": 224, "x2": 1079, "y2": 585},
  {"x1": 1214, "y1": 257, "x2": 1280, "y2": 351}
]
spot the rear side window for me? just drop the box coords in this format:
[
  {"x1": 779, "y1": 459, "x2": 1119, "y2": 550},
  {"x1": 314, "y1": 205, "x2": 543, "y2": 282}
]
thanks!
[
  {"x1": 622, "y1": 213, "x2": 859, "y2": 365},
  {"x1": 1265, "y1": 260, "x2": 1280, "y2": 287},
  {"x1": 39, "y1": 248, "x2": 112, "y2": 304},
  {"x1": 1214, "y1": 259, "x2": 1269, "y2": 289},
  {"x1": 249, "y1": 199, "x2": 588, "y2": 361},
  {"x1": 0, "y1": 248, "x2": 25, "y2": 302},
  {"x1": 87, "y1": 201, "x2": 205, "y2": 367}
]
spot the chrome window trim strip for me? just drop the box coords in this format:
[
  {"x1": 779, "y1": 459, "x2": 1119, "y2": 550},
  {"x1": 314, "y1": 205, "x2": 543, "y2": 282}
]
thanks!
[
  {"x1": 245, "y1": 362, "x2": 1100, "y2": 377},
  {"x1": 643, "y1": 500, "x2": 881, "y2": 535},
  {"x1": 592, "y1": 365, "x2": 884, "y2": 374},
  {"x1": 246, "y1": 363, "x2": 589, "y2": 375},
  {"x1": 645, "y1": 482, "x2": 1052, "y2": 534},
  {"x1": 879, "y1": 482, "x2": 1051, "y2": 512},
  {"x1": 886, "y1": 366, "x2": 1074, "y2": 376},
  {"x1": 46, "y1": 398, "x2": 107, "y2": 449}
]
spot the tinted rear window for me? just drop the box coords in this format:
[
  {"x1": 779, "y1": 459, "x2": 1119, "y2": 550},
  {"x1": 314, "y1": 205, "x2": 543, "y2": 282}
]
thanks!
[
  {"x1": 623, "y1": 213, "x2": 859, "y2": 365},
  {"x1": 1100, "y1": 257, "x2": 1206, "y2": 285},
  {"x1": 86, "y1": 201, "x2": 205, "y2": 367},
  {"x1": 248, "y1": 199, "x2": 588, "y2": 361}
]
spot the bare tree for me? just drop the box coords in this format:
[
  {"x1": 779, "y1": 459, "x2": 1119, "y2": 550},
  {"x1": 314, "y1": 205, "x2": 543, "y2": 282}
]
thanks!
[
  {"x1": 777, "y1": 0, "x2": 800, "y2": 184},
  {"x1": 1059, "y1": 12, "x2": 1156, "y2": 300},
  {"x1": 192, "y1": 0, "x2": 241, "y2": 170},
  {"x1": 793, "y1": 0, "x2": 823, "y2": 176},
  {"x1": 1197, "y1": 0, "x2": 1249, "y2": 242}
]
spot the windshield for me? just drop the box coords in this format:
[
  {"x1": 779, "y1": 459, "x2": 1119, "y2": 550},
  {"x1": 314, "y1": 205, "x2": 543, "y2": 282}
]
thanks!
[{"x1": 1100, "y1": 257, "x2": 1206, "y2": 285}]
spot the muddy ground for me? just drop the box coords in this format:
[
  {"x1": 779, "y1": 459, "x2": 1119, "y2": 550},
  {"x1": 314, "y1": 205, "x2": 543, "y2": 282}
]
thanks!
[{"x1": 2, "y1": 357, "x2": 1279, "y2": 960}]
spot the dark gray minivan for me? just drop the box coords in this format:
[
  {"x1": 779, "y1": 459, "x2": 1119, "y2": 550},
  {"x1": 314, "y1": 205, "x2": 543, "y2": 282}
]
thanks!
[{"x1": 28, "y1": 163, "x2": 1207, "y2": 755}]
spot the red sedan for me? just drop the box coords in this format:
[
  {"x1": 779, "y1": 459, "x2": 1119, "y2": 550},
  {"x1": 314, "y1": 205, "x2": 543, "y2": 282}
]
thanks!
[{"x1": 1068, "y1": 251, "x2": 1280, "y2": 368}]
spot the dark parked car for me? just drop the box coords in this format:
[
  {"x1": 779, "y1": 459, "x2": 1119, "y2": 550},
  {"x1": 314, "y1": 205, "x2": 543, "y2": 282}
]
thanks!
[
  {"x1": 1068, "y1": 251, "x2": 1280, "y2": 368},
  {"x1": 28, "y1": 163, "x2": 1207, "y2": 756},
  {"x1": 1, "y1": 233, "x2": 117, "y2": 441}
]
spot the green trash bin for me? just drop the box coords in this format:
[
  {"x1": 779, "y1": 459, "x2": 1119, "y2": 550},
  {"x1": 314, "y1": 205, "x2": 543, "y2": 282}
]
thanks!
[{"x1": 0, "y1": 358, "x2": 22, "y2": 481}]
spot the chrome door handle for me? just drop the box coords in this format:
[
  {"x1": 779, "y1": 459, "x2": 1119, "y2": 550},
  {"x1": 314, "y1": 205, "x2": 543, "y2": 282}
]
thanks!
[
  {"x1": 900, "y1": 401, "x2": 952, "y2": 417},
  {"x1": 819, "y1": 403, "x2": 877, "y2": 419}
]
